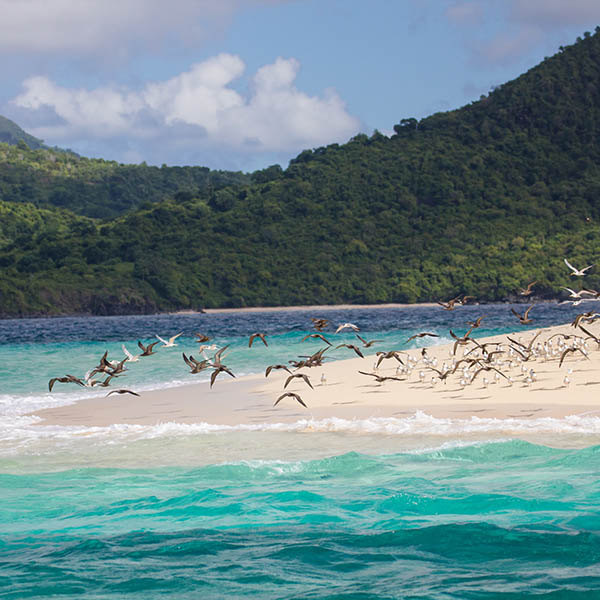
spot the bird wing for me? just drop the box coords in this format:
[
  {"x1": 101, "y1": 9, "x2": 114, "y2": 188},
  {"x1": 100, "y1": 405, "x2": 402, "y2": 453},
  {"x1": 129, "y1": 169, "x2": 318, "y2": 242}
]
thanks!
[
  {"x1": 248, "y1": 334, "x2": 257, "y2": 347},
  {"x1": 510, "y1": 308, "x2": 521, "y2": 319},
  {"x1": 169, "y1": 333, "x2": 183, "y2": 344},
  {"x1": 523, "y1": 304, "x2": 535, "y2": 319},
  {"x1": 564, "y1": 258, "x2": 577, "y2": 273},
  {"x1": 562, "y1": 287, "x2": 578, "y2": 296},
  {"x1": 137, "y1": 340, "x2": 146, "y2": 352},
  {"x1": 559, "y1": 348, "x2": 574, "y2": 368},
  {"x1": 122, "y1": 344, "x2": 134, "y2": 360},
  {"x1": 155, "y1": 334, "x2": 168, "y2": 345},
  {"x1": 302, "y1": 375, "x2": 314, "y2": 389}
]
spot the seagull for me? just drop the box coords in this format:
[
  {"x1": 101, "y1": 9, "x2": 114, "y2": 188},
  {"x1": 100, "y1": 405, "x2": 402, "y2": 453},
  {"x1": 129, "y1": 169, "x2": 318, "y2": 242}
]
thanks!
[
  {"x1": 519, "y1": 281, "x2": 537, "y2": 296},
  {"x1": 155, "y1": 332, "x2": 183, "y2": 347},
  {"x1": 511, "y1": 304, "x2": 535, "y2": 325},
  {"x1": 284, "y1": 373, "x2": 314, "y2": 389},
  {"x1": 105, "y1": 389, "x2": 140, "y2": 397},
  {"x1": 335, "y1": 323, "x2": 360, "y2": 333},
  {"x1": 274, "y1": 392, "x2": 307, "y2": 408},
  {"x1": 122, "y1": 344, "x2": 140, "y2": 362},
  {"x1": 138, "y1": 340, "x2": 160, "y2": 356},
  {"x1": 335, "y1": 343, "x2": 364, "y2": 358},
  {"x1": 564, "y1": 258, "x2": 594, "y2": 276},
  {"x1": 561, "y1": 287, "x2": 595, "y2": 300},
  {"x1": 249, "y1": 333, "x2": 268, "y2": 347},
  {"x1": 405, "y1": 332, "x2": 439, "y2": 343}
]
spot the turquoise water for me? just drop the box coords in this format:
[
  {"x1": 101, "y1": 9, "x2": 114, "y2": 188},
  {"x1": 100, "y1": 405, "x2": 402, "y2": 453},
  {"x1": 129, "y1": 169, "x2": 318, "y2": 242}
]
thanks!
[{"x1": 1, "y1": 305, "x2": 599, "y2": 598}]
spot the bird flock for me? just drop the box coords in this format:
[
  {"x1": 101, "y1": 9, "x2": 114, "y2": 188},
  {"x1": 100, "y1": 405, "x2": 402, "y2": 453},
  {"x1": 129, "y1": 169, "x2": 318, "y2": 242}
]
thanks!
[{"x1": 47, "y1": 258, "x2": 600, "y2": 409}]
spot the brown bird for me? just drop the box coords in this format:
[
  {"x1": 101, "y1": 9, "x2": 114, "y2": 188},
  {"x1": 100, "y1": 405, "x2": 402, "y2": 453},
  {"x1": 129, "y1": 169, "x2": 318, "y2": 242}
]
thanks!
[
  {"x1": 355, "y1": 334, "x2": 383, "y2": 348},
  {"x1": 301, "y1": 333, "x2": 332, "y2": 346},
  {"x1": 519, "y1": 281, "x2": 537, "y2": 296},
  {"x1": 470, "y1": 364, "x2": 508, "y2": 383},
  {"x1": 311, "y1": 318, "x2": 329, "y2": 331},
  {"x1": 194, "y1": 333, "x2": 212, "y2": 343},
  {"x1": 427, "y1": 367, "x2": 455, "y2": 383},
  {"x1": 48, "y1": 374, "x2": 85, "y2": 392},
  {"x1": 459, "y1": 295, "x2": 475, "y2": 305},
  {"x1": 335, "y1": 343, "x2": 364, "y2": 358},
  {"x1": 249, "y1": 333, "x2": 268, "y2": 347},
  {"x1": 274, "y1": 392, "x2": 307, "y2": 408},
  {"x1": 579, "y1": 325, "x2": 600, "y2": 347},
  {"x1": 437, "y1": 296, "x2": 462, "y2": 310},
  {"x1": 571, "y1": 312, "x2": 600, "y2": 328},
  {"x1": 210, "y1": 345, "x2": 230, "y2": 367},
  {"x1": 138, "y1": 340, "x2": 160, "y2": 357},
  {"x1": 405, "y1": 332, "x2": 439, "y2": 343},
  {"x1": 507, "y1": 331, "x2": 541, "y2": 353},
  {"x1": 210, "y1": 365, "x2": 236, "y2": 388},
  {"x1": 358, "y1": 371, "x2": 404, "y2": 383},
  {"x1": 265, "y1": 364, "x2": 293, "y2": 377},
  {"x1": 105, "y1": 389, "x2": 140, "y2": 397},
  {"x1": 559, "y1": 346, "x2": 590, "y2": 368},
  {"x1": 182, "y1": 353, "x2": 210, "y2": 374},
  {"x1": 466, "y1": 316, "x2": 485, "y2": 329},
  {"x1": 97, "y1": 375, "x2": 116, "y2": 388},
  {"x1": 284, "y1": 373, "x2": 314, "y2": 390},
  {"x1": 511, "y1": 304, "x2": 535, "y2": 325},
  {"x1": 449, "y1": 327, "x2": 476, "y2": 355},
  {"x1": 375, "y1": 350, "x2": 405, "y2": 368}
]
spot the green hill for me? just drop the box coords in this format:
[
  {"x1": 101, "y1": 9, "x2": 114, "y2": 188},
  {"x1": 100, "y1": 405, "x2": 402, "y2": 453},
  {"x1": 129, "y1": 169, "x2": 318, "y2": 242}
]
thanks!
[
  {"x1": 1, "y1": 28, "x2": 600, "y2": 316},
  {"x1": 0, "y1": 115, "x2": 45, "y2": 150}
]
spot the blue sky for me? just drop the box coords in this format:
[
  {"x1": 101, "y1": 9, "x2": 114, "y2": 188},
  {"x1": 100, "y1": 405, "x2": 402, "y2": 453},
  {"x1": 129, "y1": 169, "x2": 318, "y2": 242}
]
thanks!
[{"x1": 1, "y1": 0, "x2": 600, "y2": 172}]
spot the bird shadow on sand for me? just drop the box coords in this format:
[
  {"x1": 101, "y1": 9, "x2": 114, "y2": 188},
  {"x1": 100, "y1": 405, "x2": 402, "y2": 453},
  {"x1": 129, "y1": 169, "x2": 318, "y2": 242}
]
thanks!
[
  {"x1": 530, "y1": 386, "x2": 567, "y2": 392},
  {"x1": 579, "y1": 381, "x2": 600, "y2": 386}
]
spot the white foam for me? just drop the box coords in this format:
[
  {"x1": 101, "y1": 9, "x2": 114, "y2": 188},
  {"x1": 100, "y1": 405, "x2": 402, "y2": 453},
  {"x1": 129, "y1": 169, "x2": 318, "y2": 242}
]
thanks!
[{"x1": 2, "y1": 412, "x2": 600, "y2": 448}]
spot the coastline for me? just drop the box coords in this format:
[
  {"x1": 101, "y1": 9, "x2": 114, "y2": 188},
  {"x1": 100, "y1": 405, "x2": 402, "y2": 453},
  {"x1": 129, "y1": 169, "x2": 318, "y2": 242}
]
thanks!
[{"x1": 32, "y1": 322, "x2": 600, "y2": 428}]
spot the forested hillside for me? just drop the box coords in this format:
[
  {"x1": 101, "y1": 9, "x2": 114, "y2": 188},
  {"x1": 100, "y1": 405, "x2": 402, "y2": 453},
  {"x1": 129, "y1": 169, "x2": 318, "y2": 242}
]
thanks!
[{"x1": 1, "y1": 29, "x2": 600, "y2": 316}]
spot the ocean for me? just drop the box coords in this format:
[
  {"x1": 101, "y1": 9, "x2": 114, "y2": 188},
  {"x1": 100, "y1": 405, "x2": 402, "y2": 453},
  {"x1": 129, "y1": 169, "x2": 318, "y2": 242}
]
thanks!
[{"x1": 0, "y1": 303, "x2": 599, "y2": 598}]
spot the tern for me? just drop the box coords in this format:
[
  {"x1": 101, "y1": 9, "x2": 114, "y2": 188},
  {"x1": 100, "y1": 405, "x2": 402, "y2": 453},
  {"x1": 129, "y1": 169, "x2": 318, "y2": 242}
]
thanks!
[
  {"x1": 105, "y1": 389, "x2": 140, "y2": 397},
  {"x1": 405, "y1": 332, "x2": 439, "y2": 343},
  {"x1": 284, "y1": 373, "x2": 314, "y2": 390},
  {"x1": 249, "y1": 333, "x2": 268, "y2": 347},
  {"x1": 519, "y1": 281, "x2": 537, "y2": 296},
  {"x1": 155, "y1": 332, "x2": 183, "y2": 347},
  {"x1": 301, "y1": 333, "x2": 332, "y2": 346},
  {"x1": 138, "y1": 340, "x2": 160, "y2": 356},
  {"x1": 122, "y1": 344, "x2": 140, "y2": 362},
  {"x1": 335, "y1": 343, "x2": 364, "y2": 358},
  {"x1": 564, "y1": 258, "x2": 594, "y2": 276},
  {"x1": 511, "y1": 304, "x2": 535, "y2": 325},
  {"x1": 335, "y1": 323, "x2": 360, "y2": 333}
]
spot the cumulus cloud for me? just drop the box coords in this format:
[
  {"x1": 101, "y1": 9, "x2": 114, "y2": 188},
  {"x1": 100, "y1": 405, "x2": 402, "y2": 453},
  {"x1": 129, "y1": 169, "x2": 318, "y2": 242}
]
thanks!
[
  {"x1": 0, "y1": 0, "x2": 289, "y2": 56},
  {"x1": 11, "y1": 54, "x2": 360, "y2": 157}
]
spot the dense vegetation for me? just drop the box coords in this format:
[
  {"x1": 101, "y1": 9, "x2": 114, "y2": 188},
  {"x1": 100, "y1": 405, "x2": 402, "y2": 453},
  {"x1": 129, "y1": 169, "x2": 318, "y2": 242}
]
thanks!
[
  {"x1": 0, "y1": 136, "x2": 251, "y2": 218},
  {"x1": 2, "y1": 29, "x2": 600, "y2": 316}
]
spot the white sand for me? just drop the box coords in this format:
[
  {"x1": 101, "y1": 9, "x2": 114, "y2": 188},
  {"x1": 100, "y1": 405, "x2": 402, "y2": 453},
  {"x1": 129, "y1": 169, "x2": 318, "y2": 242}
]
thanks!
[{"x1": 33, "y1": 323, "x2": 600, "y2": 427}]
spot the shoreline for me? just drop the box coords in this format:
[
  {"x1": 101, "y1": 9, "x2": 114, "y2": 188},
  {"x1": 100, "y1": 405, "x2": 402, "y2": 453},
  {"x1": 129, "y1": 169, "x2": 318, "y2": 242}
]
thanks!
[{"x1": 32, "y1": 321, "x2": 600, "y2": 429}]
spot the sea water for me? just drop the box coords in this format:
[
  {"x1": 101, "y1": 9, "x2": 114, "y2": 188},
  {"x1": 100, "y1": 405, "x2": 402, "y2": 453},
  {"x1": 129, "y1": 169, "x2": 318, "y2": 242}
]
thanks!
[{"x1": 0, "y1": 304, "x2": 599, "y2": 598}]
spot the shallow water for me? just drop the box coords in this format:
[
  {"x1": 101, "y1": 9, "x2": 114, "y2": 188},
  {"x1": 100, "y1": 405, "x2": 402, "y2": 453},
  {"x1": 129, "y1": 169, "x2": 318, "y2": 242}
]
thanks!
[{"x1": 1, "y1": 304, "x2": 599, "y2": 598}]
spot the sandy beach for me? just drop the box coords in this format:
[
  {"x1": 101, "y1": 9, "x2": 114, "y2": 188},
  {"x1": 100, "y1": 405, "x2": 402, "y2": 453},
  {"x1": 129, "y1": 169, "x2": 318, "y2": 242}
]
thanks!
[{"x1": 32, "y1": 322, "x2": 600, "y2": 427}]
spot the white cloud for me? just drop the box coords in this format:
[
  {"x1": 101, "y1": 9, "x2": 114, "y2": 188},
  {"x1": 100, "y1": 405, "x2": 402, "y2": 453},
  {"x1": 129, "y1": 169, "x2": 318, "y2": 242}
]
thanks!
[
  {"x1": 11, "y1": 54, "x2": 360, "y2": 155},
  {"x1": 0, "y1": 0, "x2": 289, "y2": 55},
  {"x1": 510, "y1": 0, "x2": 600, "y2": 29},
  {"x1": 445, "y1": 2, "x2": 482, "y2": 25}
]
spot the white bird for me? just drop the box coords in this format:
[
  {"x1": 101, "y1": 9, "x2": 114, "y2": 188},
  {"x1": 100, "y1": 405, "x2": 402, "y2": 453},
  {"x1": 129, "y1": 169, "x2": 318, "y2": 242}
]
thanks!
[
  {"x1": 336, "y1": 322, "x2": 360, "y2": 333},
  {"x1": 564, "y1": 258, "x2": 594, "y2": 276},
  {"x1": 561, "y1": 287, "x2": 591, "y2": 299},
  {"x1": 155, "y1": 332, "x2": 183, "y2": 347},
  {"x1": 122, "y1": 344, "x2": 140, "y2": 362}
]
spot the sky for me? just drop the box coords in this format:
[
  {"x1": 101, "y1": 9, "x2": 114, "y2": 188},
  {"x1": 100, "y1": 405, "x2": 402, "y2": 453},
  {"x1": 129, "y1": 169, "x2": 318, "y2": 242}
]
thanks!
[{"x1": 1, "y1": 0, "x2": 600, "y2": 172}]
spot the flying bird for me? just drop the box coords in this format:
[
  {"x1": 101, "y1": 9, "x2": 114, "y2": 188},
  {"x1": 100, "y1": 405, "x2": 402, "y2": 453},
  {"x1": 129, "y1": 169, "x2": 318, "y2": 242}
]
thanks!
[
  {"x1": 405, "y1": 332, "x2": 439, "y2": 343},
  {"x1": 511, "y1": 304, "x2": 535, "y2": 325},
  {"x1": 310, "y1": 318, "x2": 329, "y2": 331},
  {"x1": 265, "y1": 364, "x2": 293, "y2": 377},
  {"x1": 335, "y1": 343, "x2": 364, "y2": 358},
  {"x1": 519, "y1": 281, "x2": 537, "y2": 296},
  {"x1": 122, "y1": 344, "x2": 140, "y2": 362},
  {"x1": 210, "y1": 365, "x2": 235, "y2": 388},
  {"x1": 105, "y1": 389, "x2": 140, "y2": 397},
  {"x1": 301, "y1": 333, "x2": 332, "y2": 346},
  {"x1": 249, "y1": 333, "x2": 268, "y2": 347},
  {"x1": 155, "y1": 332, "x2": 183, "y2": 347},
  {"x1": 355, "y1": 334, "x2": 383, "y2": 348},
  {"x1": 335, "y1": 323, "x2": 360, "y2": 333},
  {"x1": 284, "y1": 373, "x2": 314, "y2": 390},
  {"x1": 559, "y1": 346, "x2": 590, "y2": 368},
  {"x1": 48, "y1": 375, "x2": 85, "y2": 392},
  {"x1": 564, "y1": 258, "x2": 594, "y2": 276},
  {"x1": 194, "y1": 333, "x2": 212, "y2": 343},
  {"x1": 138, "y1": 340, "x2": 160, "y2": 357},
  {"x1": 274, "y1": 392, "x2": 307, "y2": 408},
  {"x1": 358, "y1": 371, "x2": 403, "y2": 383}
]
